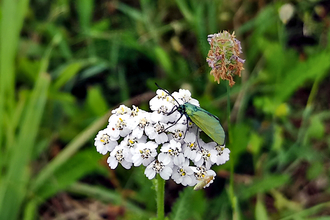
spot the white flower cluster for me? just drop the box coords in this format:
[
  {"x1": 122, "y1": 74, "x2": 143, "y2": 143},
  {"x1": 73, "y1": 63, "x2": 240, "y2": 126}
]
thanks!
[{"x1": 94, "y1": 89, "x2": 230, "y2": 189}]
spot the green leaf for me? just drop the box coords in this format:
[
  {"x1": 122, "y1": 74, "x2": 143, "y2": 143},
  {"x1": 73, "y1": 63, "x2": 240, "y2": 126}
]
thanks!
[
  {"x1": 280, "y1": 202, "x2": 330, "y2": 220},
  {"x1": 91, "y1": 19, "x2": 111, "y2": 32},
  {"x1": 271, "y1": 189, "x2": 302, "y2": 213},
  {"x1": 80, "y1": 62, "x2": 109, "y2": 79},
  {"x1": 247, "y1": 132, "x2": 264, "y2": 155},
  {"x1": 169, "y1": 187, "x2": 193, "y2": 220},
  {"x1": 68, "y1": 183, "x2": 152, "y2": 218},
  {"x1": 0, "y1": 0, "x2": 29, "y2": 155},
  {"x1": 17, "y1": 57, "x2": 41, "y2": 83},
  {"x1": 117, "y1": 2, "x2": 144, "y2": 22},
  {"x1": 307, "y1": 162, "x2": 324, "y2": 181},
  {"x1": 45, "y1": 23, "x2": 73, "y2": 60},
  {"x1": 239, "y1": 175, "x2": 290, "y2": 199},
  {"x1": 175, "y1": 0, "x2": 194, "y2": 23},
  {"x1": 31, "y1": 109, "x2": 113, "y2": 194},
  {"x1": 36, "y1": 149, "x2": 101, "y2": 199},
  {"x1": 276, "y1": 52, "x2": 330, "y2": 102},
  {"x1": 190, "y1": 190, "x2": 207, "y2": 219},
  {"x1": 86, "y1": 86, "x2": 109, "y2": 116},
  {"x1": 253, "y1": 96, "x2": 278, "y2": 115},
  {"x1": 272, "y1": 125, "x2": 284, "y2": 152},
  {"x1": 0, "y1": 73, "x2": 50, "y2": 220},
  {"x1": 231, "y1": 123, "x2": 250, "y2": 159},
  {"x1": 255, "y1": 194, "x2": 269, "y2": 220},
  {"x1": 53, "y1": 62, "x2": 83, "y2": 90},
  {"x1": 154, "y1": 46, "x2": 173, "y2": 74},
  {"x1": 76, "y1": 0, "x2": 94, "y2": 32},
  {"x1": 307, "y1": 115, "x2": 325, "y2": 140}
]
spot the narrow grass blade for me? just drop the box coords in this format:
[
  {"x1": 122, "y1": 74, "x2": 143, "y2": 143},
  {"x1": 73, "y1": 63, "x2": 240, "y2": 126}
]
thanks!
[{"x1": 0, "y1": 73, "x2": 50, "y2": 220}]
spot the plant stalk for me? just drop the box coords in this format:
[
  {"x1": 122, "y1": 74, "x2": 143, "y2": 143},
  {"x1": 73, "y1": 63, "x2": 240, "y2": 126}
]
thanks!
[{"x1": 156, "y1": 174, "x2": 165, "y2": 220}]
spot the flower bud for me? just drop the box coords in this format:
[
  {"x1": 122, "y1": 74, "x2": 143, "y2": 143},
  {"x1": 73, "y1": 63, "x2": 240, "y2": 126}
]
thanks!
[{"x1": 206, "y1": 31, "x2": 245, "y2": 87}]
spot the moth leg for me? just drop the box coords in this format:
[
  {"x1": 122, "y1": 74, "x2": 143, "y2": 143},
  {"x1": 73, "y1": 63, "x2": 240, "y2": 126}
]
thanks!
[
  {"x1": 166, "y1": 106, "x2": 179, "y2": 125},
  {"x1": 164, "y1": 113, "x2": 184, "y2": 131},
  {"x1": 167, "y1": 105, "x2": 178, "y2": 116},
  {"x1": 195, "y1": 128, "x2": 202, "y2": 150},
  {"x1": 183, "y1": 117, "x2": 190, "y2": 139}
]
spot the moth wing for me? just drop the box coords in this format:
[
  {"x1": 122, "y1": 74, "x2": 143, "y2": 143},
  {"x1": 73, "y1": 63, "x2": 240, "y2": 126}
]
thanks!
[{"x1": 189, "y1": 107, "x2": 225, "y2": 145}]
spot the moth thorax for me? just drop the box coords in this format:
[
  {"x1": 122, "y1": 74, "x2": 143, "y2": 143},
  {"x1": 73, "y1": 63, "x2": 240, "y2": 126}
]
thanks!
[{"x1": 177, "y1": 105, "x2": 185, "y2": 114}]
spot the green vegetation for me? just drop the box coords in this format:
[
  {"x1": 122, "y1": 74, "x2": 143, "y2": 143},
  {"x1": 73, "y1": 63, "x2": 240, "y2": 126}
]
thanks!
[{"x1": 0, "y1": 0, "x2": 330, "y2": 219}]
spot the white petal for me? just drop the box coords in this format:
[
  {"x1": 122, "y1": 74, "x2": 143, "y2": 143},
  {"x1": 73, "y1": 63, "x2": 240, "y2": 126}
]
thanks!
[
  {"x1": 121, "y1": 161, "x2": 133, "y2": 169},
  {"x1": 132, "y1": 128, "x2": 143, "y2": 139},
  {"x1": 158, "y1": 153, "x2": 171, "y2": 165},
  {"x1": 145, "y1": 167, "x2": 156, "y2": 179},
  {"x1": 155, "y1": 133, "x2": 168, "y2": 144},
  {"x1": 172, "y1": 173, "x2": 182, "y2": 184},
  {"x1": 175, "y1": 154, "x2": 185, "y2": 166},
  {"x1": 194, "y1": 159, "x2": 203, "y2": 167},
  {"x1": 195, "y1": 153, "x2": 202, "y2": 162},
  {"x1": 160, "y1": 166, "x2": 172, "y2": 180},
  {"x1": 107, "y1": 157, "x2": 118, "y2": 169},
  {"x1": 182, "y1": 176, "x2": 192, "y2": 186},
  {"x1": 132, "y1": 154, "x2": 143, "y2": 166}
]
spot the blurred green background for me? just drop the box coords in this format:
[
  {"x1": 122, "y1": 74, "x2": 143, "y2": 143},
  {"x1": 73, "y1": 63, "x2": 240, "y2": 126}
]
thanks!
[{"x1": 1, "y1": 0, "x2": 330, "y2": 219}]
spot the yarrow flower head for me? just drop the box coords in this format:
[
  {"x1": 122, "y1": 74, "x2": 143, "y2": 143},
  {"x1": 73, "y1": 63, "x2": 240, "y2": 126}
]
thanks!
[
  {"x1": 94, "y1": 88, "x2": 230, "y2": 190},
  {"x1": 207, "y1": 31, "x2": 245, "y2": 87}
]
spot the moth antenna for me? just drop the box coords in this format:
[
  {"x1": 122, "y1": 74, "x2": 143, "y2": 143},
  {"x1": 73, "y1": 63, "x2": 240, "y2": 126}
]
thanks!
[{"x1": 155, "y1": 83, "x2": 180, "y2": 106}]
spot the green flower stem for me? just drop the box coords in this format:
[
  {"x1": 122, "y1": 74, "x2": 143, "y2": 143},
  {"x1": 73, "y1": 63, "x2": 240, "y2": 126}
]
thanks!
[
  {"x1": 155, "y1": 174, "x2": 165, "y2": 220},
  {"x1": 226, "y1": 83, "x2": 239, "y2": 220},
  {"x1": 226, "y1": 83, "x2": 233, "y2": 185}
]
